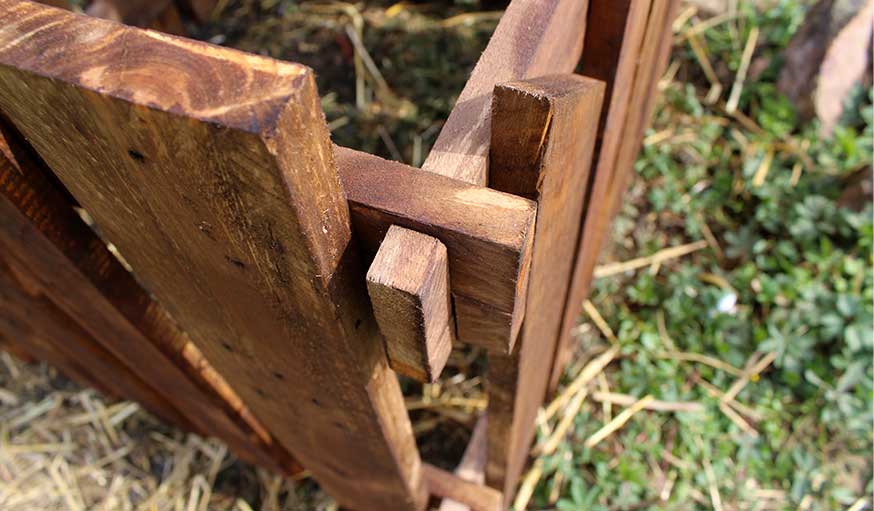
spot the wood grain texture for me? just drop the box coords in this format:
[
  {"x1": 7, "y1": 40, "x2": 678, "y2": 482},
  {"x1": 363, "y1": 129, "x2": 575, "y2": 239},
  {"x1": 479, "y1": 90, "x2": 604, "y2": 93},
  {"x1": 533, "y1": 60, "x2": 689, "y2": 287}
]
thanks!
[
  {"x1": 424, "y1": 463, "x2": 503, "y2": 511},
  {"x1": 0, "y1": 120, "x2": 296, "y2": 474},
  {"x1": 0, "y1": 3, "x2": 425, "y2": 509},
  {"x1": 336, "y1": 147, "x2": 536, "y2": 354},
  {"x1": 485, "y1": 75, "x2": 604, "y2": 499},
  {"x1": 438, "y1": 415, "x2": 488, "y2": 511},
  {"x1": 422, "y1": 0, "x2": 590, "y2": 185},
  {"x1": 549, "y1": 0, "x2": 658, "y2": 392},
  {"x1": 367, "y1": 225, "x2": 454, "y2": 382}
]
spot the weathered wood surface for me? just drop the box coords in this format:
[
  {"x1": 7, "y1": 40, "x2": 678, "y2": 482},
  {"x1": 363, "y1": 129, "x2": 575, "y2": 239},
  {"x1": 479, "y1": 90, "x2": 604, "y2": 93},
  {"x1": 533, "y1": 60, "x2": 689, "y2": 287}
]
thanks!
[
  {"x1": 0, "y1": 3, "x2": 425, "y2": 509},
  {"x1": 336, "y1": 147, "x2": 536, "y2": 353},
  {"x1": 0, "y1": 121, "x2": 295, "y2": 473},
  {"x1": 550, "y1": 0, "x2": 660, "y2": 391},
  {"x1": 422, "y1": 0, "x2": 590, "y2": 185},
  {"x1": 438, "y1": 415, "x2": 488, "y2": 511},
  {"x1": 424, "y1": 463, "x2": 503, "y2": 511},
  {"x1": 367, "y1": 226, "x2": 454, "y2": 382},
  {"x1": 486, "y1": 75, "x2": 604, "y2": 499}
]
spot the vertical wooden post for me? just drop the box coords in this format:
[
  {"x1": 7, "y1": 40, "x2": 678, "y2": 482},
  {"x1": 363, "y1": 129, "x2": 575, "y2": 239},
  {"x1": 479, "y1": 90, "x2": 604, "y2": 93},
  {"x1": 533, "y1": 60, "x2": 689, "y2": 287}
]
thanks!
[
  {"x1": 551, "y1": 0, "x2": 680, "y2": 390},
  {"x1": 486, "y1": 75, "x2": 604, "y2": 500},
  {"x1": 0, "y1": 3, "x2": 425, "y2": 509}
]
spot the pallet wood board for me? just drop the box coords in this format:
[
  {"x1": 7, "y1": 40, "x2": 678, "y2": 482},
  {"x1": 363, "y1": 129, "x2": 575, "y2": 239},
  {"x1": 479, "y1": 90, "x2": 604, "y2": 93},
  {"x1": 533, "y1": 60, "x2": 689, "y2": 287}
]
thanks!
[
  {"x1": 486, "y1": 75, "x2": 605, "y2": 499},
  {"x1": 336, "y1": 147, "x2": 536, "y2": 353},
  {"x1": 422, "y1": 0, "x2": 590, "y2": 185},
  {"x1": 367, "y1": 225, "x2": 454, "y2": 383},
  {"x1": 0, "y1": 3, "x2": 425, "y2": 509}
]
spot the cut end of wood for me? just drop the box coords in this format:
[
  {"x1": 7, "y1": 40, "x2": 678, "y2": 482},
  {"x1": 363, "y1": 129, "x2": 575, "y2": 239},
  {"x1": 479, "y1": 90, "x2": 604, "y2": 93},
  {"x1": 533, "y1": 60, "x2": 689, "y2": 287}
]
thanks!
[
  {"x1": 0, "y1": 0, "x2": 311, "y2": 135},
  {"x1": 367, "y1": 226, "x2": 454, "y2": 382}
]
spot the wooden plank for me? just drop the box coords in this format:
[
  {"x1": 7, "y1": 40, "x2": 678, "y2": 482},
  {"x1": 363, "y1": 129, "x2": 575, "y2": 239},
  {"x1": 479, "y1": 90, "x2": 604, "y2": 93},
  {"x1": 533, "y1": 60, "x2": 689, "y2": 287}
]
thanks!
[
  {"x1": 422, "y1": 0, "x2": 589, "y2": 185},
  {"x1": 336, "y1": 147, "x2": 536, "y2": 354},
  {"x1": 485, "y1": 75, "x2": 604, "y2": 499},
  {"x1": 438, "y1": 415, "x2": 488, "y2": 511},
  {"x1": 548, "y1": 0, "x2": 656, "y2": 392},
  {"x1": 0, "y1": 3, "x2": 425, "y2": 509},
  {"x1": 0, "y1": 120, "x2": 295, "y2": 474},
  {"x1": 424, "y1": 464, "x2": 503, "y2": 511},
  {"x1": 367, "y1": 226, "x2": 454, "y2": 382},
  {"x1": 0, "y1": 255, "x2": 197, "y2": 430}
]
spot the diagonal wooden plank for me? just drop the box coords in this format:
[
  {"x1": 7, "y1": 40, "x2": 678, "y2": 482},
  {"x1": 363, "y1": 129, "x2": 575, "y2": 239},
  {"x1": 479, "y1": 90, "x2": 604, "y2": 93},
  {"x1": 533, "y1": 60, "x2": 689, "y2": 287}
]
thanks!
[
  {"x1": 422, "y1": 0, "x2": 589, "y2": 185},
  {"x1": 0, "y1": 2, "x2": 425, "y2": 509},
  {"x1": 0, "y1": 120, "x2": 295, "y2": 473},
  {"x1": 485, "y1": 75, "x2": 604, "y2": 500}
]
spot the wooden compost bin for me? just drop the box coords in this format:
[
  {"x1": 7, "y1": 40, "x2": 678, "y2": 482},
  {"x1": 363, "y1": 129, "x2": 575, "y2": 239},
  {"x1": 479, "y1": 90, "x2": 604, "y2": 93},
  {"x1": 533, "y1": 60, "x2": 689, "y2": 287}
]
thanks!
[{"x1": 0, "y1": 0, "x2": 677, "y2": 509}]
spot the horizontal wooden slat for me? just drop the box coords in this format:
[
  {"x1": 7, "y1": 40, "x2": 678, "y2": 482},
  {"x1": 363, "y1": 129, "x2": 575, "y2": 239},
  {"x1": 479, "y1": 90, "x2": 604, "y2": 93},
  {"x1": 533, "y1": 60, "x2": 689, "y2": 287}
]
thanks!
[{"x1": 336, "y1": 147, "x2": 536, "y2": 353}]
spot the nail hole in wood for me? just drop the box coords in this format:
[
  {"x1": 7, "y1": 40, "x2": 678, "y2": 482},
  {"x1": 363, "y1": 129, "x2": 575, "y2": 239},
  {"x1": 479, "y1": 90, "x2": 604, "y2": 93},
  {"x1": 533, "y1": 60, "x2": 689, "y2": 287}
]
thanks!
[{"x1": 127, "y1": 149, "x2": 146, "y2": 163}]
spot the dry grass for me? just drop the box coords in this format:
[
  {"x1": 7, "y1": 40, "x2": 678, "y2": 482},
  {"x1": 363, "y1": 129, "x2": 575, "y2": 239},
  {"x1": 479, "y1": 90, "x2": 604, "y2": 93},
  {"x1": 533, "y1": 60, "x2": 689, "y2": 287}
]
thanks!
[{"x1": 0, "y1": 356, "x2": 332, "y2": 511}]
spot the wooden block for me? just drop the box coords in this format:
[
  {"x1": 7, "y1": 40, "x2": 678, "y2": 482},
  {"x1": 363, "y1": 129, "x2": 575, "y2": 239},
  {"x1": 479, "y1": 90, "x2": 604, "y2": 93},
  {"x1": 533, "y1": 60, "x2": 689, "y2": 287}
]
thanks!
[
  {"x1": 422, "y1": 0, "x2": 589, "y2": 185},
  {"x1": 367, "y1": 226, "x2": 453, "y2": 382},
  {"x1": 485, "y1": 75, "x2": 605, "y2": 499},
  {"x1": 0, "y1": 120, "x2": 296, "y2": 474},
  {"x1": 336, "y1": 147, "x2": 536, "y2": 354},
  {"x1": 424, "y1": 463, "x2": 503, "y2": 511},
  {"x1": 0, "y1": 4, "x2": 425, "y2": 509},
  {"x1": 550, "y1": 0, "x2": 679, "y2": 391}
]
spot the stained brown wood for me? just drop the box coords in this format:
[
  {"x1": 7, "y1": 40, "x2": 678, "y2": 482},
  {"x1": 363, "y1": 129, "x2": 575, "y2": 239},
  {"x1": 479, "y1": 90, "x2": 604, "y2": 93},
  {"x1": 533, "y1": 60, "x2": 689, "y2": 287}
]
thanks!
[
  {"x1": 422, "y1": 0, "x2": 590, "y2": 185},
  {"x1": 549, "y1": 0, "x2": 658, "y2": 392},
  {"x1": 0, "y1": 256, "x2": 197, "y2": 430},
  {"x1": 0, "y1": 3, "x2": 425, "y2": 509},
  {"x1": 336, "y1": 147, "x2": 536, "y2": 354},
  {"x1": 367, "y1": 226, "x2": 454, "y2": 382},
  {"x1": 0, "y1": 121, "x2": 297, "y2": 474},
  {"x1": 485, "y1": 75, "x2": 604, "y2": 499},
  {"x1": 424, "y1": 464, "x2": 503, "y2": 511},
  {"x1": 438, "y1": 415, "x2": 488, "y2": 511}
]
